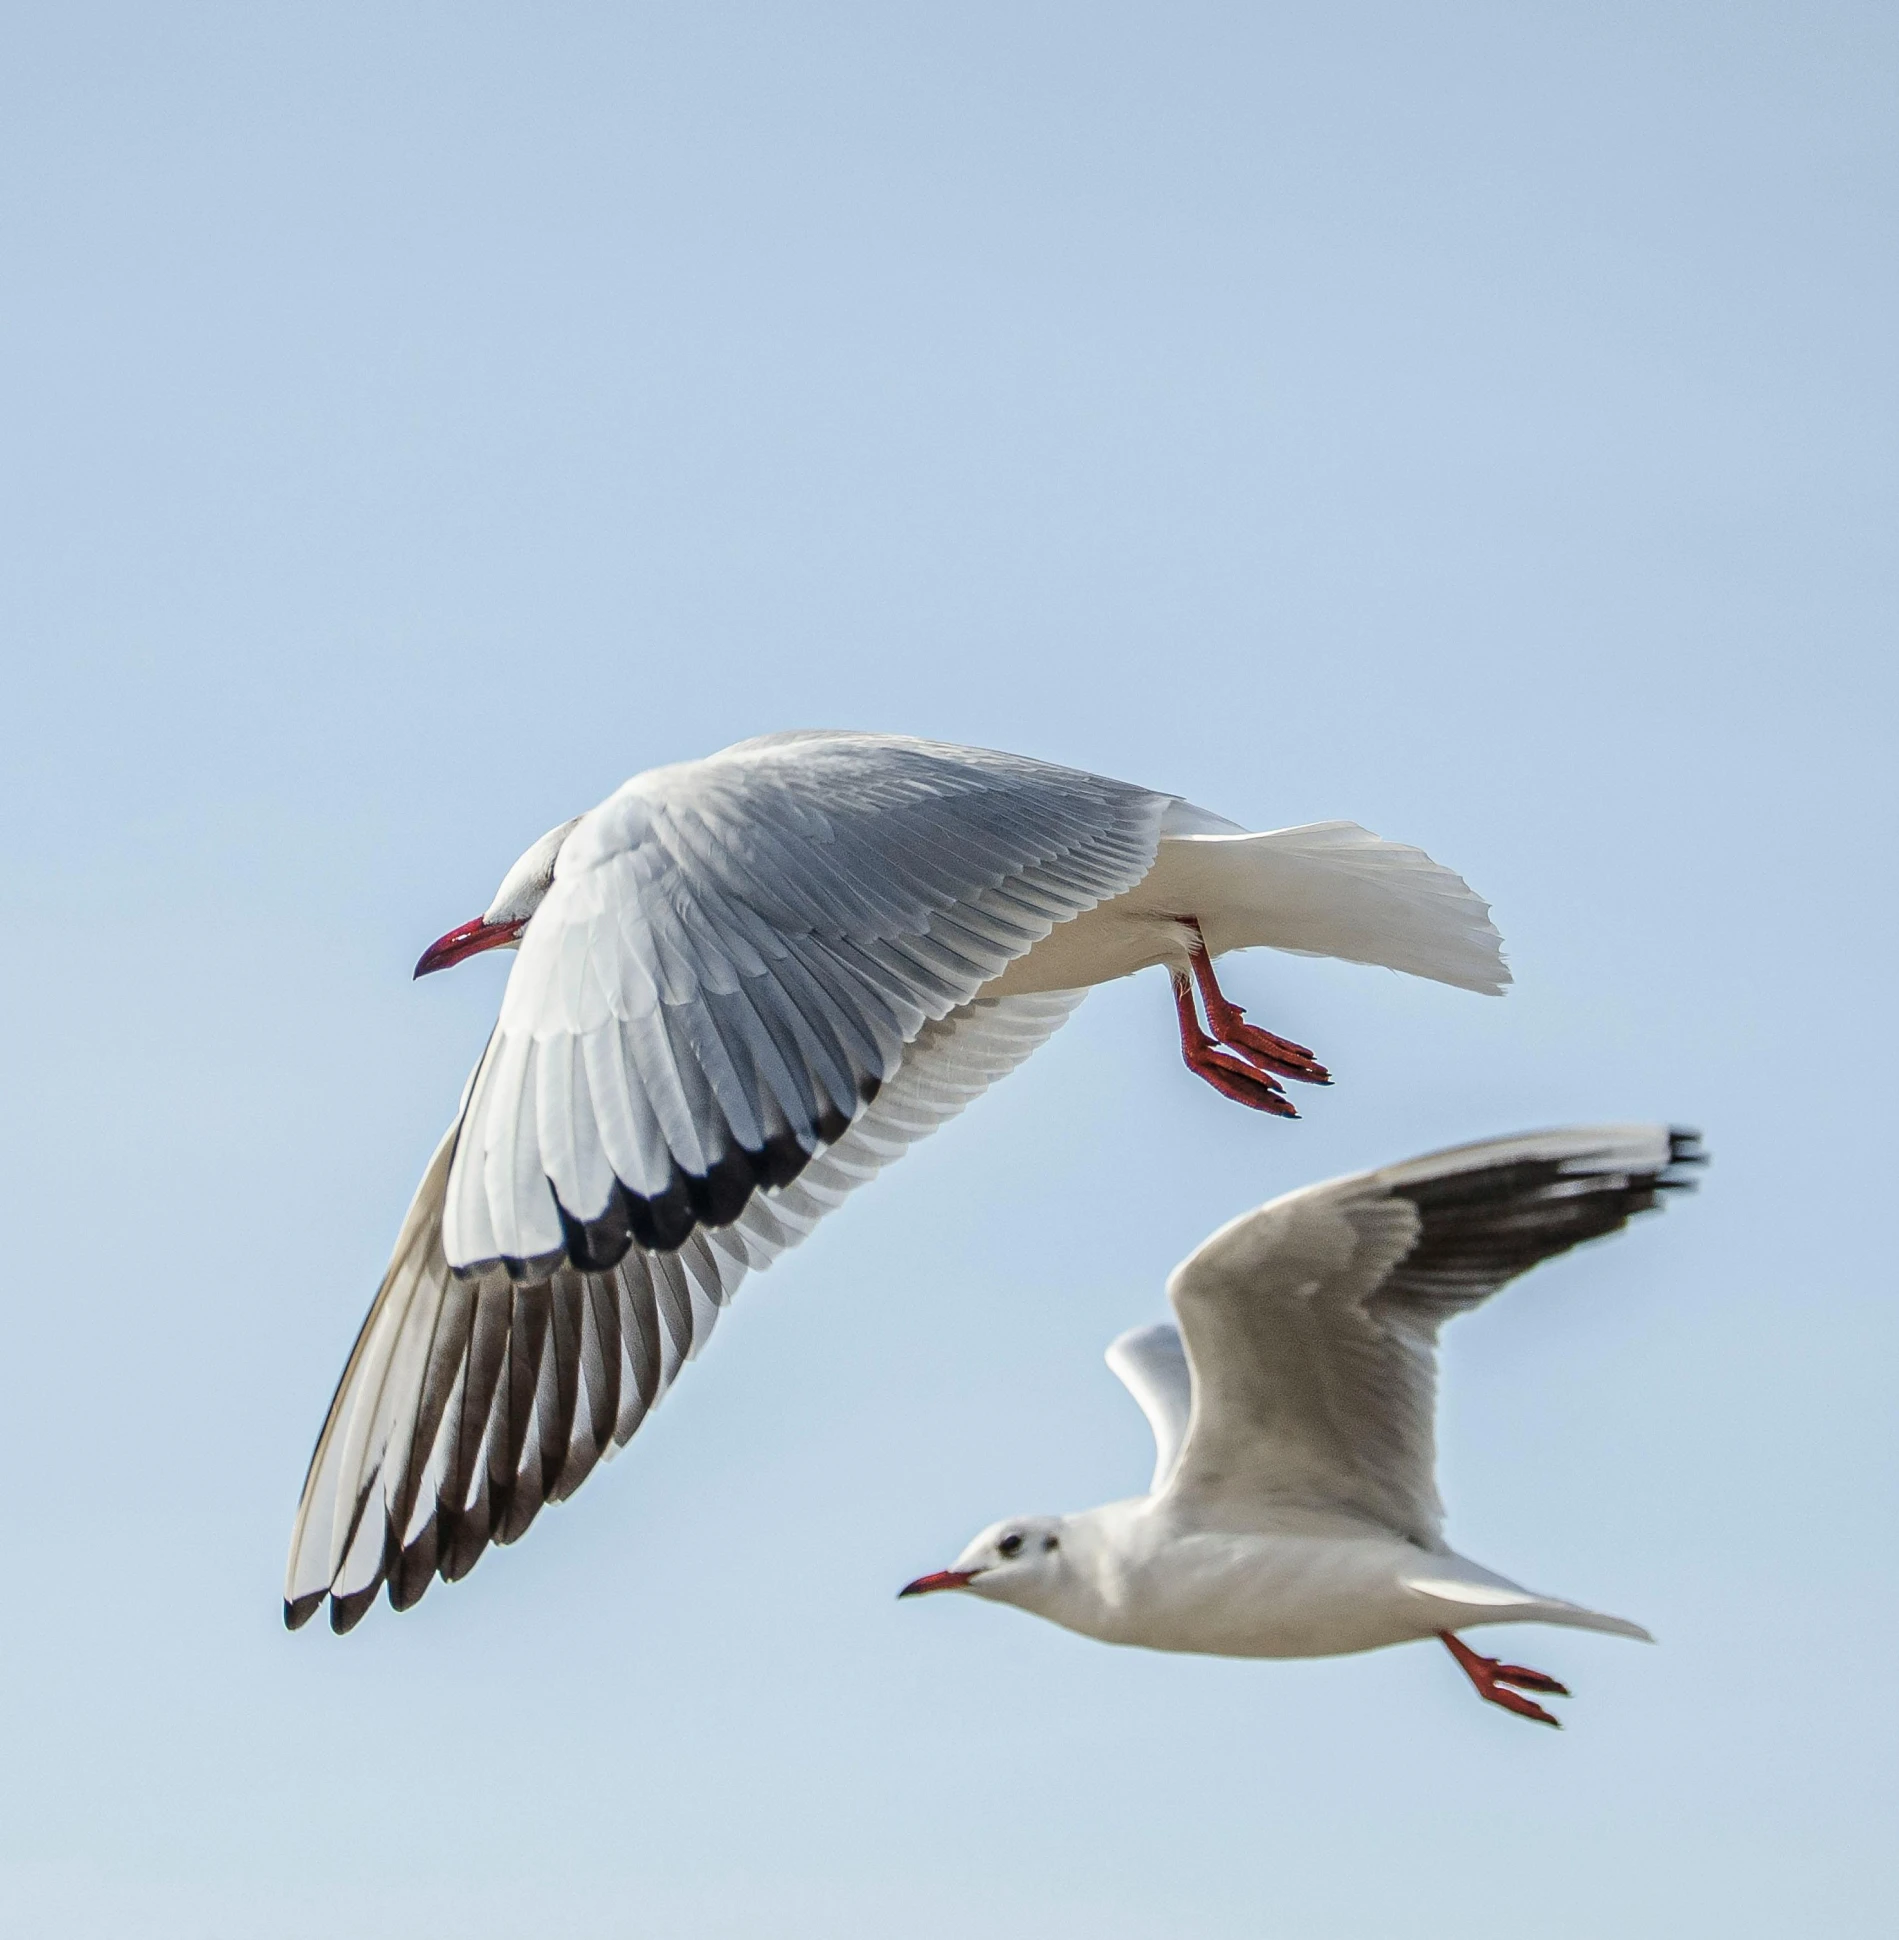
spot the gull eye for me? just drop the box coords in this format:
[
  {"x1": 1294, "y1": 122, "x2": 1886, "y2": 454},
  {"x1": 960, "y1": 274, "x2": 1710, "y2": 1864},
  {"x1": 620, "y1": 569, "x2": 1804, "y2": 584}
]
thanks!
[
  {"x1": 1043, "y1": 1534, "x2": 1059, "y2": 1552},
  {"x1": 997, "y1": 1532, "x2": 1025, "y2": 1558}
]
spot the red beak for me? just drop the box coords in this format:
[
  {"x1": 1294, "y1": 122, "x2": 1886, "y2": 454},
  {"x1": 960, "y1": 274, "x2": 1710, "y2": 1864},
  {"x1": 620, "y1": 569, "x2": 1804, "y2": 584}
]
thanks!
[
  {"x1": 414, "y1": 915, "x2": 524, "y2": 979},
  {"x1": 897, "y1": 1569, "x2": 979, "y2": 1598}
]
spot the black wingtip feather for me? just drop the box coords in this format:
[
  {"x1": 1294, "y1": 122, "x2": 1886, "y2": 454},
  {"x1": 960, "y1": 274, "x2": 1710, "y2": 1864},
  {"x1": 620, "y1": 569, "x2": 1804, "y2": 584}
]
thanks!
[
  {"x1": 1661, "y1": 1128, "x2": 1707, "y2": 1185},
  {"x1": 284, "y1": 1592, "x2": 323, "y2": 1631},
  {"x1": 494, "y1": 1486, "x2": 547, "y2": 1547},
  {"x1": 328, "y1": 1582, "x2": 381, "y2": 1634},
  {"x1": 389, "y1": 1520, "x2": 440, "y2": 1610},
  {"x1": 1389, "y1": 1129, "x2": 1704, "y2": 1302},
  {"x1": 438, "y1": 1505, "x2": 492, "y2": 1583}
]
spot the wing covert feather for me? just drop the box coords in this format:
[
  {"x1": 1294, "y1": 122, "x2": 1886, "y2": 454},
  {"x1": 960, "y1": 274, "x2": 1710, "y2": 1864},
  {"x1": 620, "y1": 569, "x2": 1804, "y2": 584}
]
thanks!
[{"x1": 442, "y1": 734, "x2": 1166, "y2": 1276}]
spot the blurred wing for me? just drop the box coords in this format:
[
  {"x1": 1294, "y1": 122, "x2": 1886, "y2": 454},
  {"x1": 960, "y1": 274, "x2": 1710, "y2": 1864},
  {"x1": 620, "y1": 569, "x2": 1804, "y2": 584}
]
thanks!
[
  {"x1": 1105, "y1": 1323, "x2": 1193, "y2": 1494},
  {"x1": 1165, "y1": 1126, "x2": 1702, "y2": 1543},
  {"x1": 286, "y1": 989, "x2": 1089, "y2": 1632},
  {"x1": 441, "y1": 732, "x2": 1165, "y2": 1277}
]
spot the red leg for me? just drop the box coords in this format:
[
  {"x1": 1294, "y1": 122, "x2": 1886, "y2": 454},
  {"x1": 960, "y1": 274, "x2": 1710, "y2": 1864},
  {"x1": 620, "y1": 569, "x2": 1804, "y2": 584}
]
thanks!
[
  {"x1": 1439, "y1": 1632, "x2": 1570, "y2": 1729},
  {"x1": 1172, "y1": 973, "x2": 1299, "y2": 1117},
  {"x1": 1185, "y1": 924, "x2": 1331, "y2": 1086}
]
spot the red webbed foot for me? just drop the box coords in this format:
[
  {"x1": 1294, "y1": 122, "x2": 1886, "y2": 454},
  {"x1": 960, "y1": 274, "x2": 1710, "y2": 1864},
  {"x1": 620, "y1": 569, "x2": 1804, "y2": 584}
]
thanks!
[
  {"x1": 1440, "y1": 1632, "x2": 1571, "y2": 1729},
  {"x1": 1172, "y1": 975, "x2": 1300, "y2": 1116},
  {"x1": 1188, "y1": 1043, "x2": 1300, "y2": 1117},
  {"x1": 1209, "y1": 1013, "x2": 1332, "y2": 1086},
  {"x1": 1185, "y1": 927, "x2": 1332, "y2": 1086}
]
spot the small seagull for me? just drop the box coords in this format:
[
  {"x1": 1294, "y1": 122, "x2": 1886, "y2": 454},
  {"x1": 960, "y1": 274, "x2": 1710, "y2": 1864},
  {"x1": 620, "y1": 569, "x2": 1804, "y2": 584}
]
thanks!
[{"x1": 901, "y1": 1126, "x2": 1702, "y2": 1727}]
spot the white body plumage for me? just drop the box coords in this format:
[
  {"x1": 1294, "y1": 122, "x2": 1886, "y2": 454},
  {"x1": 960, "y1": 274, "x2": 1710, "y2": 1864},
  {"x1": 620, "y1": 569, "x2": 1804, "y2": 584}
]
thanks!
[{"x1": 958, "y1": 1499, "x2": 1649, "y2": 1661}]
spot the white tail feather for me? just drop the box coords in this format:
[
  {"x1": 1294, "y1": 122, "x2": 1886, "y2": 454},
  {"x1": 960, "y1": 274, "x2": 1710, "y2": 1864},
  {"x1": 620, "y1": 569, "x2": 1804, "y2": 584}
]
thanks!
[
  {"x1": 1404, "y1": 1575, "x2": 1654, "y2": 1643},
  {"x1": 1159, "y1": 822, "x2": 1510, "y2": 995}
]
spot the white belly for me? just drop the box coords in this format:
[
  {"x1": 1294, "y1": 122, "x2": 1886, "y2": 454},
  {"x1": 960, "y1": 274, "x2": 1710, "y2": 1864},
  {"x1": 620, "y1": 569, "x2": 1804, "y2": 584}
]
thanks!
[
  {"x1": 1036, "y1": 1518, "x2": 1628, "y2": 1661},
  {"x1": 977, "y1": 837, "x2": 1261, "y2": 999},
  {"x1": 1091, "y1": 1531, "x2": 1447, "y2": 1661},
  {"x1": 978, "y1": 891, "x2": 1192, "y2": 998}
]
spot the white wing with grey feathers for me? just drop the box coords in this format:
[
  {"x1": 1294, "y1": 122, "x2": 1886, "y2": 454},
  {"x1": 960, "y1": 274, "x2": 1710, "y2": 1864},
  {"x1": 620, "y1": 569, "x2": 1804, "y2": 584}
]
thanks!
[
  {"x1": 441, "y1": 732, "x2": 1167, "y2": 1277},
  {"x1": 1163, "y1": 1126, "x2": 1703, "y2": 1545},
  {"x1": 287, "y1": 988, "x2": 1089, "y2": 1631}
]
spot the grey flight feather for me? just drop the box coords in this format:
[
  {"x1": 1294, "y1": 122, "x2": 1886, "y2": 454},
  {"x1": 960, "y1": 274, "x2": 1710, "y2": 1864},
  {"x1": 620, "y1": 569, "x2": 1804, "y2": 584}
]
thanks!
[
  {"x1": 285, "y1": 989, "x2": 1089, "y2": 1632},
  {"x1": 1162, "y1": 1125, "x2": 1704, "y2": 1545}
]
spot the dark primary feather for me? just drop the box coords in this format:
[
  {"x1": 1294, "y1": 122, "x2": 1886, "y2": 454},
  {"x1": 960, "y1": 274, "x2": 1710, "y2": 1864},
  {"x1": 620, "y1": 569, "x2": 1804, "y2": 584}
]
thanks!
[
  {"x1": 292, "y1": 1238, "x2": 734, "y2": 1634},
  {"x1": 286, "y1": 990, "x2": 1088, "y2": 1633},
  {"x1": 1164, "y1": 1126, "x2": 1703, "y2": 1547},
  {"x1": 1379, "y1": 1128, "x2": 1704, "y2": 1324}
]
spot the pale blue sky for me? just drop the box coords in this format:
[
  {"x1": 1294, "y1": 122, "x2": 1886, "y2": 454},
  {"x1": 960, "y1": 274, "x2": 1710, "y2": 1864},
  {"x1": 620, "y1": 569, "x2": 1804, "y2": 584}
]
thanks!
[{"x1": 2, "y1": 5, "x2": 1894, "y2": 1936}]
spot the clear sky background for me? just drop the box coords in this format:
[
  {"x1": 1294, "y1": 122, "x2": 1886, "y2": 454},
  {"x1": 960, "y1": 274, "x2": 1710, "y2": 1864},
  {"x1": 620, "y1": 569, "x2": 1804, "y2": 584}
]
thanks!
[{"x1": 2, "y1": 5, "x2": 1894, "y2": 1936}]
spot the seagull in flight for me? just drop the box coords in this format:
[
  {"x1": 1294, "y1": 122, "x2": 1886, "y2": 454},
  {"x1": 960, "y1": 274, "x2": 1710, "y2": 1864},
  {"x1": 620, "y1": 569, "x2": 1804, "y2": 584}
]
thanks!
[
  {"x1": 901, "y1": 1126, "x2": 1701, "y2": 1727},
  {"x1": 286, "y1": 731, "x2": 1507, "y2": 1632}
]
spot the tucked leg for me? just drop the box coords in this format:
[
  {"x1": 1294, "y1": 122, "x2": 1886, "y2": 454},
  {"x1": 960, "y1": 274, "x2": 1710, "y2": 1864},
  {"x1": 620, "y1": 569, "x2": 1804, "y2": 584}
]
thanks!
[
  {"x1": 1172, "y1": 973, "x2": 1299, "y2": 1117},
  {"x1": 1439, "y1": 1631, "x2": 1570, "y2": 1729},
  {"x1": 1185, "y1": 924, "x2": 1331, "y2": 1086}
]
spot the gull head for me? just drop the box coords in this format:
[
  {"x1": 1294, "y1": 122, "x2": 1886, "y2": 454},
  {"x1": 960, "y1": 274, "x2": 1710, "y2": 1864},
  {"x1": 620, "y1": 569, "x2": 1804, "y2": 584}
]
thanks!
[
  {"x1": 899, "y1": 1516, "x2": 1070, "y2": 1613},
  {"x1": 414, "y1": 816, "x2": 584, "y2": 978}
]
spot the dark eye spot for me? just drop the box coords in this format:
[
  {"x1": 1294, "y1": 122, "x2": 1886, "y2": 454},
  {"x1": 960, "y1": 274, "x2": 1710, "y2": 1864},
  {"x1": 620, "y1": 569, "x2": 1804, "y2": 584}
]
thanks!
[
  {"x1": 1043, "y1": 1534, "x2": 1059, "y2": 1552},
  {"x1": 998, "y1": 1532, "x2": 1024, "y2": 1558}
]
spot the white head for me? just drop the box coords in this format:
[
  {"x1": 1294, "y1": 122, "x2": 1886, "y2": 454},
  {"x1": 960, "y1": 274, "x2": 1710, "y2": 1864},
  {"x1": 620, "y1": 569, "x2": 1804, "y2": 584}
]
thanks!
[
  {"x1": 898, "y1": 1514, "x2": 1073, "y2": 1618},
  {"x1": 413, "y1": 816, "x2": 583, "y2": 978}
]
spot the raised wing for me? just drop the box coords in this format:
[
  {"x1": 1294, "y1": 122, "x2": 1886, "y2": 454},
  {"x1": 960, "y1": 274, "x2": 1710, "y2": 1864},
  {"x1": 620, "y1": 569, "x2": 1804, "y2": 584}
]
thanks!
[
  {"x1": 1105, "y1": 1324, "x2": 1193, "y2": 1494},
  {"x1": 1164, "y1": 1126, "x2": 1702, "y2": 1545},
  {"x1": 442, "y1": 732, "x2": 1165, "y2": 1276},
  {"x1": 286, "y1": 990, "x2": 1087, "y2": 1632}
]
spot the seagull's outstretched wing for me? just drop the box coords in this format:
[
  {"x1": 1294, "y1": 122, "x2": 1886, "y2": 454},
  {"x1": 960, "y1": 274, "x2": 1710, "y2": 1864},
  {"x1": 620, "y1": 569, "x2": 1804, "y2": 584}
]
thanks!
[
  {"x1": 287, "y1": 989, "x2": 1088, "y2": 1632},
  {"x1": 1164, "y1": 1126, "x2": 1702, "y2": 1544},
  {"x1": 442, "y1": 732, "x2": 1165, "y2": 1277},
  {"x1": 1105, "y1": 1324, "x2": 1193, "y2": 1494}
]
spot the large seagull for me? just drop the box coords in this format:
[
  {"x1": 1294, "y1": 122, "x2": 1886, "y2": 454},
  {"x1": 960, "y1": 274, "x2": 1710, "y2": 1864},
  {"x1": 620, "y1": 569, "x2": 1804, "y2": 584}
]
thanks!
[{"x1": 286, "y1": 731, "x2": 1507, "y2": 1631}]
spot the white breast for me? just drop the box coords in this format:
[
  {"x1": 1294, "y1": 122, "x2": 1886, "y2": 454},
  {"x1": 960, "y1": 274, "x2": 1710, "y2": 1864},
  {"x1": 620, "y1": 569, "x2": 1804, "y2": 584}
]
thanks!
[
  {"x1": 1031, "y1": 1502, "x2": 1444, "y2": 1661},
  {"x1": 1102, "y1": 1521, "x2": 1440, "y2": 1660}
]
